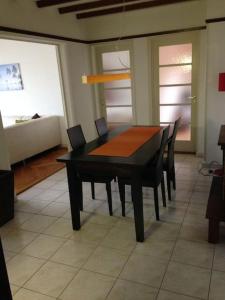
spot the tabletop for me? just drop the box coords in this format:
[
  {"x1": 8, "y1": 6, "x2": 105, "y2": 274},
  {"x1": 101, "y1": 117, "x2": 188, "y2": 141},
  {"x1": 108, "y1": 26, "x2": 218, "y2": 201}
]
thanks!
[{"x1": 57, "y1": 125, "x2": 163, "y2": 169}]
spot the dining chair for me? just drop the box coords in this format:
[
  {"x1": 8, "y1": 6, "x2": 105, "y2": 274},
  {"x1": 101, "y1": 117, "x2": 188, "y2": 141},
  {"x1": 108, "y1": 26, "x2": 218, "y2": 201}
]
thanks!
[
  {"x1": 95, "y1": 117, "x2": 108, "y2": 137},
  {"x1": 118, "y1": 126, "x2": 170, "y2": 220},
  {"x1": 67, "y1": 124, "x2": 114, "y2": 215},
  {"x1": 163, "y1": 118, "x2": 181, "y2": 201}
]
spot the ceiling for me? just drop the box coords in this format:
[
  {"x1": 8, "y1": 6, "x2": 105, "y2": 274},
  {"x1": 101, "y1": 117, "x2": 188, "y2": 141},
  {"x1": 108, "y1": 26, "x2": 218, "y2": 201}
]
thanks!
[{"x1": 36, "y1": 0, "x2": 197, "y2": 20}]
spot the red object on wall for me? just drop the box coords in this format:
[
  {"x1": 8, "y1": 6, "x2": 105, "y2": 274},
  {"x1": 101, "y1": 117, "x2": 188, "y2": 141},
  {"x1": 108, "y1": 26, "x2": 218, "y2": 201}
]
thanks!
[{"x1": 219, "y1": 73, "x2": 225, "y2": 91}]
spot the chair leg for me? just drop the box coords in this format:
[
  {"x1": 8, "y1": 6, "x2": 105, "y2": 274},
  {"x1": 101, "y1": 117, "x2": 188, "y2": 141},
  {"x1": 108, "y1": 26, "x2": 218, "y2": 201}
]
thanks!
[
  {"x1": 118, "y1": 182, "x2": 126, "y2": 217},
  {"x1": 172, "y1": 165, "x2": 176, "y2": 190},
  {"x1": 91, "y1": 182, "x2": 95, "y2": 199},
  {"x1": 106, "y1": 182, "x2": 113, "y2": 216},
  {"x1": 166, "y1": 170, "x2": 172, "y2": 201},
  {"x1": 161, "y1": 177, "x2": 166, "y2": 207},
  {"x1": 153, "y1": 187, "x2": 160, "y2": 221}
]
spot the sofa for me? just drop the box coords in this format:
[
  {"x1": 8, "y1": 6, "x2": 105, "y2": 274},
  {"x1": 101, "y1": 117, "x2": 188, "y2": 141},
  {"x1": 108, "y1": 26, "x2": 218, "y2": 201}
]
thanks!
[{"x1": 4, "y1": 115, "x2": 62, "y2": 165}]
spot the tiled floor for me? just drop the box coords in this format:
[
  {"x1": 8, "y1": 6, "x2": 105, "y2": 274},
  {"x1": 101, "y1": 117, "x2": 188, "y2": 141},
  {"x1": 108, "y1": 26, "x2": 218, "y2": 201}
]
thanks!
[{"x1": 1, "y1": 154, "x2": 224, "y2": 300}]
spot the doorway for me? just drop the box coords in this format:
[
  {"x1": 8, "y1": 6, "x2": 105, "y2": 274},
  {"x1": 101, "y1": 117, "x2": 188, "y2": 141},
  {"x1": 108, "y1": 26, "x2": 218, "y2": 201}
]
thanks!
[{"x1": 152, "y1": 32, "x2": 199, "y2": 152}]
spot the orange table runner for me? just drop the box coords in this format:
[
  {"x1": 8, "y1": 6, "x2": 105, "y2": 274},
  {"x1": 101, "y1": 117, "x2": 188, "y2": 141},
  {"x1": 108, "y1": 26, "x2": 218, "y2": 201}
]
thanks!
[{"x1": 89, "y1": 127, "x2": 161, "y2": 157}]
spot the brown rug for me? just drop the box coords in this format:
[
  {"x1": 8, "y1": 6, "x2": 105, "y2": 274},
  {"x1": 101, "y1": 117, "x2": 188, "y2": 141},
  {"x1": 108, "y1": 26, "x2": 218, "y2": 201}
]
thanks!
[{"x1": 13, "y1": 147, "x2": 68, "y2": 194}]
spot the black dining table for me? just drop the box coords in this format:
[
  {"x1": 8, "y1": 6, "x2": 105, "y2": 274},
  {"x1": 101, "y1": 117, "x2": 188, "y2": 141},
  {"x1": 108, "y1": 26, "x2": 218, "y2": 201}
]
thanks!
[{"x1": 57, "y1": 125, "x2": 162, "y2": 242}]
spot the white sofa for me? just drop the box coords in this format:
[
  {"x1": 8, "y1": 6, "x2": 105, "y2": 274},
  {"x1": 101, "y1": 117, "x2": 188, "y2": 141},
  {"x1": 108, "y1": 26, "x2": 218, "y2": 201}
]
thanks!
[{"x1": 4, "y1": 116, "x2": 62, "y2": 165}]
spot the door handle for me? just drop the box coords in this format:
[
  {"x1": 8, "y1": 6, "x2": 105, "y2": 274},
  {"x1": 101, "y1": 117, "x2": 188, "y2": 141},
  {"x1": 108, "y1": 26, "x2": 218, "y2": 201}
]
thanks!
[{"x1": 187, "y1": 96, "x2": 197, "y2": 103}]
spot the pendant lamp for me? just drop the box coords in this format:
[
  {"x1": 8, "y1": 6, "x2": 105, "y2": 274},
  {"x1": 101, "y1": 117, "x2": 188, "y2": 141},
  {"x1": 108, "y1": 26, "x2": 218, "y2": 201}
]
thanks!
[{"x1": 82, "y1": 72, "x2": 131, "y2": 84}]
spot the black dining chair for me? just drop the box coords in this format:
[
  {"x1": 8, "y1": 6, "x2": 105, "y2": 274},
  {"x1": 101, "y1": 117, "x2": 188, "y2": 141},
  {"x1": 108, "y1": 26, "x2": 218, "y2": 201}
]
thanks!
[
  {"x1": 67, "y1": 124, "x2": 115, "y2": 216},
  {"x1": 118, "y1": 126, "x2": 170, "y2": 220},
  {"x1": 95, "y1": 117, "x2": 108, "y2": 137},
  {"x1": 163, "y1": 118, "x2": 181, "y2": 201}
]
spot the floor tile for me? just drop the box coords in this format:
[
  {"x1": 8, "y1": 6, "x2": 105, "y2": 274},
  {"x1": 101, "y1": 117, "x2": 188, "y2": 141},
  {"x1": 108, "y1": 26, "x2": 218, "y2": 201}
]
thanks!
[
  {"x1": 172, "y1": 239, "x2": 214, "y2": 268},
  {"x1": 15, "y1": 199, "x2": 51, "y2": 213},
  {"x1": 21, "y1": 215, "x2": 57, "y2": 233},
  {"x1": 157, "y1": 290, "x2": 199, "y2": 300},
  {"x1": 134, "y1": 238, "x2": 175, "y2": 260},
  {"x1": 213, "y1": 243, "x2": 225, "y2": 271},
  {"x1": 87, "y1": 213, "x2": 119, "y2": 227},
  {"x1": 22, "y1": 234, "x2": 65, "y2": 259},
  {"x1": 24, "y1": 261, "x2": 78, "y2": 298},
  {"x1": 179, "y1": 223, "x2": 208, "y2": 243},
  {"x1": 17, "y1": 187, "x2": 45, "y2": 201},
  {"x1": 107, "y1": 279, "x2": 158, "y2": 300},
  {"x1": 162, "y1": 261, "x2": 211, "y2": 299},
  {"x1": 84, "y1": 246, "x2": 128, "y2": 277},
  {"x1": 10, "y1": 284, "x2": 20, "y2": 295},
  {"x1": 120, "y1": 253, "x2": 167, "y2": 288},
  {"x1": 14, "y1": 288, "x2": 56, "y2": 300},
  {"x1": 33, "y1": 189, "x2": 65, "y2": 201},
  {"x1": 2, "y1": 212, "x2": 34, "y2": 230},
  {"x1": 7, "y1": 253, "x2": 44, "y2": 286},
  {"x1": 51, "y1": 239, "x2": 95, "y2": 268},
  {"x1": 100, "y1": 221, "x2": 137, "y2": 253},
  {"x1": 4, "y1": 250, "x2": 17, "y2": 262},
  {"x1": 2, "y1": 230, "x2": 38, "y2": 252},
  {"x1": 34, "y1": 179, "x2": 58, "y2": 190},
  {"x1": 71, "y1": 222, "x2": 110, "y2": 246},
  {"x1": 40, "y1": 202, "x2": 69, "y2": 217},
  {"x1": 51, "y1": 180, "x2": 68, "y2": 191},
  {"x1": 209, "y1": 270, "x2": 225, "y2": 300},
  {"x1": 145, "y1": 221, "x2": 180, "y2": 241},
  {"x1": 44, "y1": 218, "x2": 74, "y2": 238},
  {"x1": 54, "y1": 192, "x2": 70, "y2": 203},
  {"x1": 59, "y1": 269, "x2": 115, "y2": 300}
]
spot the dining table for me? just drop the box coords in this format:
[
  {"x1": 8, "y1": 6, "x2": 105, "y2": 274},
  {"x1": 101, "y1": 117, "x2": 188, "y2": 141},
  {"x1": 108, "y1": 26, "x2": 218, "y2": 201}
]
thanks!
[{"x1": 57, "y1": 125, "x2": 162, "y2": 242}]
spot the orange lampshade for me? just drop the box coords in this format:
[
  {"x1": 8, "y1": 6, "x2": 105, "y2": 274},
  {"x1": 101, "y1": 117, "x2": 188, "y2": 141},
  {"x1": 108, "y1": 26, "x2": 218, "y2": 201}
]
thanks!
[{"x1": 82, "y1": 73, "x2": 131, "y2": 84}]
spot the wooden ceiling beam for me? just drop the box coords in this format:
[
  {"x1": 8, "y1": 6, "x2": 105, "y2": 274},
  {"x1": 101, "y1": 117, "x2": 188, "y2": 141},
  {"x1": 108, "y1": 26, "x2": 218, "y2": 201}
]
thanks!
[
  {"x1": 76, "y1": 0, "x2": 196, "y2": 19},
  {"x1": 59, "y1": 0, "x2": 142, "y2": 14},
  {"x1": 36, "y1": 0, "x2": 80, "y2": 8}
]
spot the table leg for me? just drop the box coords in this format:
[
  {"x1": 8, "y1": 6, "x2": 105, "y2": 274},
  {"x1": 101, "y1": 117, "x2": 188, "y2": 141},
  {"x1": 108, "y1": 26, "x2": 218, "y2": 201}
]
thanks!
[
  {"x1": 66, "y1": 163, "x2": 82, "y2": 230},
  {"x1": 131, "y1": 174, "x2": 144, "y2": 242},
  {"x1": 0, "y1": 239, "x2": 13, "y2": 300},
  {"x1": 208, "y1": 219, "x2": 220, "y2": 243}
]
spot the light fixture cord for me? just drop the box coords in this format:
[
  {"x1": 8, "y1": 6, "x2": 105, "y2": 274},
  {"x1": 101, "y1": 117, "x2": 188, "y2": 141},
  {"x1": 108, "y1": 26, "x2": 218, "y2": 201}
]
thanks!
[{"x1": 117, "y1": 0, "x2": 129, "y2": 69}]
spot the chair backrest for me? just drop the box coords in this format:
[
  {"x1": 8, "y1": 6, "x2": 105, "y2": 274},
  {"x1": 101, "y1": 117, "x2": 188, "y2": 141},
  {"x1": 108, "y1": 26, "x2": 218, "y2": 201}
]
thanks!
[
  {"x1": 156, "y1": 126, "x2": 170, "y2": 170},
  {"x1": 167, "y1": 117, "x2": 181, "y2": 170},
  {"x1": 95, "y1": 117, "x2": 108, "y2": 137},
  {"x1": 67, "y1": 125, "x2": 86, "y2": 150}
]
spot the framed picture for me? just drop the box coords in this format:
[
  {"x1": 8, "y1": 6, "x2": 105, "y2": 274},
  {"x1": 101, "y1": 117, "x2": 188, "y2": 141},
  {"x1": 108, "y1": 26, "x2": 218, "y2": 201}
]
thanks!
[{"x1": 0, "y1": 63, "x2": 23, "y2": 91}]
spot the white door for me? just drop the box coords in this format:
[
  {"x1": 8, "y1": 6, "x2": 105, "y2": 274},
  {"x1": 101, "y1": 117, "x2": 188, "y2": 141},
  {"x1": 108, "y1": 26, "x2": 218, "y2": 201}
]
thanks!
[
  {"x1": 153, "y1": 32, "x2": 199, "y2": 152},
  {"x1": 95, "y1": 44, "x2": 134, "y2": 128}
]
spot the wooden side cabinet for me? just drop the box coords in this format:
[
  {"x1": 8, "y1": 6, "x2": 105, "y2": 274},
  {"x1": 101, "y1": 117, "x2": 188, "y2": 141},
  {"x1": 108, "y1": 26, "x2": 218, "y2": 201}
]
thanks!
[{"x1": 0, "y1": 170, "x2": 14, "y2": 227}]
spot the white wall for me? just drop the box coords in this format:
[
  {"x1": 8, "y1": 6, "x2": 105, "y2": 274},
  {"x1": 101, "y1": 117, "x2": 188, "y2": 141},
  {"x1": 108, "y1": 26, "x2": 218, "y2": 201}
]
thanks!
[
  {"x1": 205, "y1": 22, "x2": 225, "y2": 163},
  {"x1": 0, "y1": 0, "x2": 86, "y2": 39},
  {"x1": 132, "y1": 38, "x2": 152, "y2": 125},
  {"x1": 59, "y1": 42, "x2": 96, "y2": 142},
  {"x1": 206, "y1": 0, "x2": 225, "y2": 19},
  {"x1": 0, "y1": 39, "x2": 64, "y2": 121}
]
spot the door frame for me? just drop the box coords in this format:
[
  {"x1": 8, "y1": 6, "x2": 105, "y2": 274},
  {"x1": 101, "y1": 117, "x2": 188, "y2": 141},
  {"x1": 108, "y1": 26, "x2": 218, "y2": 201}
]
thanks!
[{"x1": 151, "y1": 31, "x2": 200, "y2": 153}]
